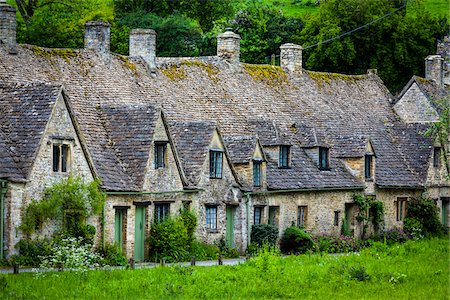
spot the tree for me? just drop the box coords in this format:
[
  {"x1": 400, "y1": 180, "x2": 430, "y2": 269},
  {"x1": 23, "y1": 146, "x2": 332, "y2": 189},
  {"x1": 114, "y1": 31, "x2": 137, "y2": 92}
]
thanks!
[{"x1": 296, "y1": 0, "x2": 447, "y2": 93}]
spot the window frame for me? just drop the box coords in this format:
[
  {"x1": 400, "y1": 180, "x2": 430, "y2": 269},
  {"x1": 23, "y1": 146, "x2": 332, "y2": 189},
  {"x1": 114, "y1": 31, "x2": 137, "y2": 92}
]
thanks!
[
  {"x1": 154, "y1": 142, "x2": 167, "y2": 169},
  {"x1": 205, "y1": 205, "x2": 218, "y2": 230},
  {"x1": 209, "y1": 150, "x2": 223, "y2": 179},
  {"x1": 253, "y1": 160, "x2": 262, "y2": 187},
  {"x1": 297, "y1": 206, "x2": 307, "y2": 228},
  {"x1": 433, "y1": 147, "x2": 441, "y2": 168},
  {"x1": 254, "y1": 206, "x2": 263, "y2": 225},
  {"x1": 52, "y1": 143, "x2": 71, "y2": 173},
  {"x1": 396, "y1": 197, "x2": 407, "y2": 221},
  {"x1": 364, "y1": 154, "x2": 373, "y2": 179},
  {"x1": 154, "y1": 203, "x2": 170, "y2": 223},
  {"x1": 334, "y1": 210, "x2": 340, "y2": 226},
  {"x1": 279, "y1": 145, "x2": 290, "y2": 168},
  {"x1": 319, "y1": 147, "x2": 330, "y2": 170}
]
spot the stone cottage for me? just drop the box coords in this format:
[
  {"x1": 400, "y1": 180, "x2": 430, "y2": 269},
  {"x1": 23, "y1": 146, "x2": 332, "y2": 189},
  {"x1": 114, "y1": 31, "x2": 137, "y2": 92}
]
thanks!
[{"x1": 0, "y1": 1, "x2": 448, "y2": 260}]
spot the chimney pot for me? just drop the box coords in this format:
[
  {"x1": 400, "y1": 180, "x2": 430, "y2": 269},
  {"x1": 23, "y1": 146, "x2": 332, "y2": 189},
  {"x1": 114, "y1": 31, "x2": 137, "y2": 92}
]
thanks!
[
  {"x1": 129, "y1": 28, "x2": 156, "y2": 70},
  {"x1": 217, "y1": 29, "x2": 240, "y2": 64},
  {"x1": 84, "y1": 21, "x2": 110, "y2": 53},
  {"x1": 0, "y1": 2, "x2": 16, "y2": 54},
  {"x1": 280, "y1": 43, "x2": 302, "y2": 73}
]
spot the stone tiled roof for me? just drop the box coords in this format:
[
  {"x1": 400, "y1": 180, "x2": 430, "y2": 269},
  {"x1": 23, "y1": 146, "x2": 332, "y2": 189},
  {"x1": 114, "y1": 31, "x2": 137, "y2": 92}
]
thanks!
[
  {"x1": 0, "y1": 82, "x2": 61, "y2": 181},
  {"x1": 333, "y1": 136, "x2": 369, "y2": 158},
  {"x1": 0, "y1": 44, "x2": 430, "y2": 189},
  {"x1": 223, "y1": 135, "x2": 257, "y2": 164},
  {"x1": 168, "y1": 121, "x2": 216, "y2": 186}
]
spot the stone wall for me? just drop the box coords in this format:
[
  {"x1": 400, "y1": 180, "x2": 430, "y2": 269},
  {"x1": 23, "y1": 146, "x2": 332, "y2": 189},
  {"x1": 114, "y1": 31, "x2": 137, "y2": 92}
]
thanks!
[
  {"x1": 0, "y1": 4, "x2": 16, "y2": 50},
  {"x1": 394, "y1": 82, "x2": 439, "y2": 123}
]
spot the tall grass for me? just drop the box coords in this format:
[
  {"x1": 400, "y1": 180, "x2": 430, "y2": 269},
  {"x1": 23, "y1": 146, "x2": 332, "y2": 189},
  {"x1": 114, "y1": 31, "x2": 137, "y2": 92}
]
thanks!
[{"x1": 0, "y1": 238, "x2": 448, "y2": 299}]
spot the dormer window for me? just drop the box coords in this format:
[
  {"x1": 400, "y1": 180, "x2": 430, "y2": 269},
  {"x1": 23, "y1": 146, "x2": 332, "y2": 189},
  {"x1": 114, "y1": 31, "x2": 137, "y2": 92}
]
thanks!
[
  {"x1": 53, "y1": 143, "x2": 70, "y2": 173},
  {"x1": 319, "y1": 147, "x2": 329, "y2": 170},
  {"x1": 154, "y1": 142, "x2": 167, "y2": 169},
  {"x1": 253, "y1": 160, "x2": 262, "y2": 187},
  {"x1": 210, "y1": 150, "x2": 223, "y2": 178},
  {"x1": 433, "y1": 147, "x2": 441, "y2": 167},
  {"x1": 365, "y1": 154, "x2": 373, "y2": 179},
  {"x1": 279, "y1": 145, "x2": 290, "y2": 168}
]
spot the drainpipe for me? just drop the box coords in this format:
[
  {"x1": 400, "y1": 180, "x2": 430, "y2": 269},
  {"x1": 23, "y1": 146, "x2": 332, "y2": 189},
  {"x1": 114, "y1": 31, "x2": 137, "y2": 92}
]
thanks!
[
  {"x1": 246, "y1": 194, "x2": 251, "y2": 247},
  {"x1": 0, "y1": 180, "x2": 7, "y2": 260}
]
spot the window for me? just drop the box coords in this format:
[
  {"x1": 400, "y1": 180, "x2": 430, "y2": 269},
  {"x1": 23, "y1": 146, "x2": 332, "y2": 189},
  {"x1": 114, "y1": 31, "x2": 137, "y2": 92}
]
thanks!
[
  {"x1": 319, "y1": 147, "x2": 329, "y2": 170},
  {"x1": 154, "y1": 142, "x2": 167, "y2": 169},
  {"x1": 253, "y1": 160, "x2": 262, "y2": 187},
  {"x1": 209, "y1": 150, "x2": 223, "y2": 178},
  {"x1": 254, "y1": 207, "x2": 263, "y2": 225},
  {"x1": 433, "y1": 147, "x2": 441, "y2": 168},
  {"x1": 53, "y1": 144, "x2": 70, "y2": 172},
  {"x1": 154, "y1": 203, "x2": 170, "y2": 223},
  {"x1": 206, "y1": 206, "x2": 217, "y2": 230},
  {"x1": 268, "y1": 206, "x2": 279, "y2": 226},
  {"x1": 297, "y1": 206, "x2": 307, "y2": 227},
  {"x1": 279, "y1": 145, "x2": 290, "y2": 168},
  {"x1": 396, "y1": 197, "x2": 407, "y2": 221},
  {"x1": 365, "y1": 155, "x2": 373, "y2": 179},
  {"x1": 334, "y1": 211, "x2": 340, "y2": 226}
]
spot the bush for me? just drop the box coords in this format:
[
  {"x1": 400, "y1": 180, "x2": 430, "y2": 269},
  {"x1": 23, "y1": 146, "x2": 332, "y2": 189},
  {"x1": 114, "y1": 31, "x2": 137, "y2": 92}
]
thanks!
[
  {"x1": 251, "y1": 224, "x2": 279, "y2": 247},
  {"x1": 405, "y1": 197, "x2": 446, "y2": 237},
  {"x1": 280, "y1": 226, "x2": 313, "y2": 254},
  {"x1": 189, "y1": 241, "x2": 220, "y2": 261},
  {"x1": 215, "y1": 237, "x2": 241, "y2": 258},
  {"x1": 403, "y1": 217, "x2": 424, "y2": 240},
  {"x1": 313, "y1": 234, "x2": 359, "y2": 253},
  {"x1": 11, "y1": 238, "x2": 53, "y2": 267},
  {"x1": 381, "y1": 228, "x2": 411, "y2": 245},
  {"x1": 96, "y1": 243, "x2": 128, "y2": 266}
]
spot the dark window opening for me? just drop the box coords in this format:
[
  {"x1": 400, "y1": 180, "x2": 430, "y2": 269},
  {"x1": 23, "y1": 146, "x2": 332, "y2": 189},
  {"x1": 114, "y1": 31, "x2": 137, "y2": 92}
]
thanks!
[
  {"x1": 53, "y1": 144, "x2": 70, "y2": 173},
  {"x1": 254, "y1": 207, "x2": 263, "y2": 225},
  {"x1": 155, "y1": 142, "x2": 167, "y2": 169},
  {"x1": 365, "y1": 155, "x2": 373, "y2": 179},
  {"x1": 154, "y1": 203, "x2": 170, "y2": 223},
  {"x1": 396, "y1": 197, "x2": 407, "y2": 221},
  {"x1": 279, "y1": 145, "x2": 290, "y2": 168},
  {"x1": 268, "y1": 206, "x2": 279, "y2": 226},
  {"x1": 210, "y1": 150, "x2": 223, "y2": 178},
  {"x1": 319, "y1": 147, "x2": 329, "y2": 170},
  {"x1": 334, "y1": 211, "x2": 340, "y2": 226},
  {"x1": 297, "y1": 206, "x2": 307, "y2": 227},
  {"x1": 253, "y1": 161, "x2": 262, "y2": 187},
  {"x1": 433, "y1": 147, "x2": 441, "y2": 168}
]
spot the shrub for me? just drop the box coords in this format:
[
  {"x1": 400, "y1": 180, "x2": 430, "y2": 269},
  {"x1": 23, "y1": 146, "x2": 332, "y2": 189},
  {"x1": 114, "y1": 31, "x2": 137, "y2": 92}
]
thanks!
[
  {"x1": 148, "y1": 217, "x2": 189, "y2": 262},
  {"x1": 280, "y1": 226, "x2": 313, "y2": 254},
  {"x1": 189, "y1": 241, "x2": 220, "y2": 261},
  {"x1": 39, "y1": 237, "x2": 101, "y2": 270},
  {"x1": 313, "y1": 234, "x2": 359, "y2": 253},
  {"x1": 382, "y1": 228, "x2": 411, "y2": 245},
  {"x1": 251, "y1": 224, "x2": 279, "y2": 247},
  {"x1": 405, "y1": 197, "x2": 446, "y2": 237},
  {"x1": 11, "y1": 238, "x2": 53, "y2": 267},
  {"x1": 215, "y1": 237, "x2": 241, "y2": 258},
  {"x1": 96, "y1": 243, "x2": 128, "y2": 266},
  {"x1": 403, "y1": 217, "x2": 424, "y2": 240},
  {"x1": 179, "y1": 208, "x2": 197, "y2": 245}
]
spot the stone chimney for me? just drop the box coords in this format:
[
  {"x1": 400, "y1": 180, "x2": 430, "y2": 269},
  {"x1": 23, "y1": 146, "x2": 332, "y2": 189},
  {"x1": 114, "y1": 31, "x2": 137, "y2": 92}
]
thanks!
[
  {"x1": 129, "y1": 29, "x2": 156, "y2": 70},
  {"x1": 84, "y1": 21, "x2": 110, "y2": 53},
  {"x1": 280, "y1": 43, "x2": 302, "y2": 73},
  {"x1": 217, "y1": 28, "x2": 240, "y2": 64},
  {"x1": 425, "y1": 55, "x2": 444, "y2": 87},
  {"x1": 0, "y1": 0, "x2": 16, "y2": 54}
]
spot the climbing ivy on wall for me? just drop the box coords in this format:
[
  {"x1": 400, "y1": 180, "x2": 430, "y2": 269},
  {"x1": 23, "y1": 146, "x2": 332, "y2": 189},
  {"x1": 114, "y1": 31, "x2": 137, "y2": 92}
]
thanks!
[
  {"x1": 353, "y1": 194, "x2": 384, "y2": 238},
  {"x1": 19, "y1": 176, "x2": 105, "y2": 242}
]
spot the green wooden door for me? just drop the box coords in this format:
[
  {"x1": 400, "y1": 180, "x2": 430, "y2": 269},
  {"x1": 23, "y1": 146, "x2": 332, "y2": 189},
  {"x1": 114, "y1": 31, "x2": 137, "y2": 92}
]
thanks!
[
  {"x1": 226, "y1": 205, "x2": 235, "y2": 248},
  {"x1": 134, "y1": 207, "x2": 146, "y2": 262},
  {"x1": 114, "y1": 210, "x2": 123, "y2": 253},
  {"x1": 442, "y1": 199, "x2": 448, "y2": 226}
]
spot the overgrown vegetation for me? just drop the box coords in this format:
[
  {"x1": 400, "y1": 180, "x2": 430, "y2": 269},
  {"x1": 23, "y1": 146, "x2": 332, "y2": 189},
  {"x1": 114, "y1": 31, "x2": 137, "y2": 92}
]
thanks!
[
  {"x1": 352, "y1": 194, "x2": 384, "y2": 238},
  {"x1": 280, "y1": 226, "x2": 314, "y2": 254},
  {"x1": 1, "y1": 238, "x2": 448, "y2": 299},
  {"x1": 403, "y1": 196, "x2": 447, "y2": 237}
]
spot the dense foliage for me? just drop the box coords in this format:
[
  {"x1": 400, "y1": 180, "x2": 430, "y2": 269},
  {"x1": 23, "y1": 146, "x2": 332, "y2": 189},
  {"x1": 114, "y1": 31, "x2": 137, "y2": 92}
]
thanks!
[
  {"x1": 250, "y1": 224, "x2": 279, "y2": 247},
  {"x1": 6, "y1": 0, "x2": 447, "y2": 93},
  {"x1": 403, "y1": 196, "x2": 447, "y2": 237},
  {"x1": 279, "y1": 226, "x2": 314, "y2": 254},
  {"x1": 1, "y1": 238, "x2": 448, "y2": 299}
]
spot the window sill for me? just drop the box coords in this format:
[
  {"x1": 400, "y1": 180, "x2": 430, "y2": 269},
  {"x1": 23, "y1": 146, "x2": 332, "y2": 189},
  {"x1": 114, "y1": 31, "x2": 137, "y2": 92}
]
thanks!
[
  {"x1": 278, "y1": 166, "x2": 291, "y2": 169},
  {"x1": 319, "y1": 168, "x2": 331, "y2": 171},
  {"x1": 207, "y1": 229, "x2": 219, "y2": 233},
  {"x1": 365, "y1": 178, "x2": 374, "y2": 182},
  {"x1": 210, "y1": 177, "x2": 223, "y2": 179}
]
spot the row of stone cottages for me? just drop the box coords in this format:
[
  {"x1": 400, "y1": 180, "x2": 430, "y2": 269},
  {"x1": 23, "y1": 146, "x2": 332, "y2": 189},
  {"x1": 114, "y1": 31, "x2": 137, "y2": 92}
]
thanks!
[{"x1": 0, "y1": 2, "x2": 448, "y2": 261}]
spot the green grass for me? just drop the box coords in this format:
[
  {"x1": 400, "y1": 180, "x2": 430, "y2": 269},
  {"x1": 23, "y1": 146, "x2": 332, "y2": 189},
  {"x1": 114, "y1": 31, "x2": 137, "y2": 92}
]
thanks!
[
  {"x1": 424, "y1": 0, "x2": 450, "y2": 18},
  {"x1": 1, "y1": 238, "x2": 448, "y2": 299}
]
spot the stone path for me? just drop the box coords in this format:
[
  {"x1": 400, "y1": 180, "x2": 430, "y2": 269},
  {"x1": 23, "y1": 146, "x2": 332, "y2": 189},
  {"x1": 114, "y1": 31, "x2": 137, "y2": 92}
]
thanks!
[{"x1": 0, "y1": 257, "x2": 247, "y2": 274}]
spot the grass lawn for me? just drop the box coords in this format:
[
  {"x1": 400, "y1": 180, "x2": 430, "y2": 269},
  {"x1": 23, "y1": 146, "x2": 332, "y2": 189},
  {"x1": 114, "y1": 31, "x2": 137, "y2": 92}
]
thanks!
[{"x1": 1, "y1": 238, "x2": 448, "y2": 299}]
